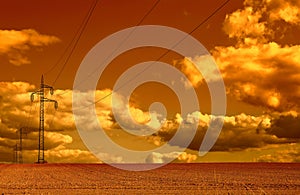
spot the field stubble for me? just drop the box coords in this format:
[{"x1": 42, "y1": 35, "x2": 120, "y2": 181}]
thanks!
[{"x1": 0, "y1": 163, "x2": 299, "y2": 194}]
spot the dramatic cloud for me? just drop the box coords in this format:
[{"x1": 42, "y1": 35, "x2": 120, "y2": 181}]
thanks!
[
  {"x1": 173, "y1": 55, "x2": 221, "y2": 88},
  {"x1": 73, "y1": 87, "x2": 298, "y2": 155},
  {"x1": 0, "y1": 81, "x2": 91, "y2": 163},
  {"x1": 213, "y1": 0, "x2": 300, "y2": 112},
  {"x1": 214, "y1": 42, "x2": 300, "y2": 111},
  {"x1": 155, "y1": 111, "x2": 296, "y2": 152},
  {"x1": 266, "y1": 113, "x2": 300, "y2": 139},
  {"x1": 263, "y1": 0, "x2": 300, "y2": 25},
  {"x1": 0, "y1": 79, "x2": 298, "y2": 163},
  {"x1": 73, "y1": 89, "x2": 165, "y2": 135},
  {"x1": 269, "y1": 4, "x2": 300, "y2": 24},
  {"x1": 223, "y1": 6, "x2": 270, "y2": 44},
  {"x1": 0, "y1": 81, "x2": 168, "y2": 163},
  {"x1": 0, "y1": 29, "x2": 60, "y2": 66}
]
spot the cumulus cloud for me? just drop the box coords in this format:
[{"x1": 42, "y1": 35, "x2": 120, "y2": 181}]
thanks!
[
  {"x1": 0, "y1": 81, "x2": 86, "y2": 163},
  {"x1": 266, "y1": 113, "x2": 300, "y2": 139},
  {"x1": 111, "y1": 93, "x2": 165, "y2": 135},
  {"x1": 0, "y1": 82, "x2": 36, "y2": 134},
  {"x1": 19, "y1": 145, "x2": 99, "y2": 163},
  {"x1": 173, "y1": 55, "x2": 221, "y2": 88},
  {"x1": 224, "y1": 0, "x2": 300, "y2": 43},
  {"x1": 214, "y1": 42, "x2": 300, "y2": 111},
  {"x1": 265, "y1": 0, "x2": 300, "y2": 24},
  {"x1": 0, "y1": 29, "x2": 60, "y2": 66},
  {"x1": 155, "y1": 111, "x2": 295, "y2": 152},
  {"x1": 72, "y1": 89, "x2": 114, "y2": 131},
  {"x1": 213, "y1": 0, "x2": 300, "y2": 112},
  {"x1": 8, "y1": 53, "x2": 31, "y2": 66},
  {"x1": 95, "y1": 152, "x2": 124, "y2": 163},
  {"x1": 0, "y1": 145, "x2": 13, "y2": 163},
  {"x1": 1, "y1": 79, "x2": 298, "y2": 163},
  {"x1": 255, "y1": 143, "x2": 300, "y2": 162},
  {"x1": 73, "y1": 89, "x2": 165, "y2": 136},
  {"x1": 223, "y1": 6, "x2": 270, "y2": 44},
  {"x1": 0, "y1": 81, "x2": 169, "y2": 163},
  {"x1": 44, "y1": 146, "x2": 99, "y2": 163},
  {"x1": 145, "y1": 151, "x2": 197, "y2": 163}
]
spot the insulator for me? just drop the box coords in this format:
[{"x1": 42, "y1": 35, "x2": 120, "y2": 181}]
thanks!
[
  {"x1": 54, "y1": 102, "x2": 58, "y2": 110},
  {"x1": 30, "y1": 94, "x2": 34, "y2": 102},
  {"x1": 50, "y1": 88, "x2": 54, "y2": 95}
]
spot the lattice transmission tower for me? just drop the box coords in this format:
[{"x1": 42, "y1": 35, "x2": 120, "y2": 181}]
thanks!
[{"x1": 31, "y1": 75, "x2": 58, "y2": 163}]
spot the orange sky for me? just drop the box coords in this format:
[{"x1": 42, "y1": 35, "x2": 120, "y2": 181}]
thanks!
[
  {"x1": 0, "y1": 0, "x2": 241, "y2": 86},
  {"x1": 0, "y1": 0, "x2": 299, "y2": 163},
  {"x1": 0, "y1": 0, "x2": 256, "y2": 115}
]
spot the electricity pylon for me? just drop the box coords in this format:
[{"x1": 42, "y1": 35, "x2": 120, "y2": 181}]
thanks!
[
  {"x1": 18, "y1": 127, "x2": 24, "y2": 164},
  {"x1": 13, "y1": 144, "x2": 18, "y2": 163},
  {"x1": 16, "y1": 127, "x2": 30, "y2": 164},
  {"x1": 31, "y1": 75, "x2": 58, "y2": 163}
]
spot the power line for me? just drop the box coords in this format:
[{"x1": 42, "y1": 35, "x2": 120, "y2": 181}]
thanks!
[
  {"x1": 28, "y1": 99, "x2": 39, "y2": 129},
  {"x1": 61, "y1": 0, "x2": 161, "y2": 113},
  {"x1": 55, "y1": 0, "x2": 161, "y2": 97},
  {"x1": 44, "y1": 1, "x2": 98, "y2": 76},
  {"x1": 42, "y1": 0, "x2": 100, "y2": 127},
  {"x1": 22, "y1": 0, "x2": 99, "y2": 141},
  {"x1": 23, "y1": 101, "x2": 34, "y2": 128},
  {"x1": 51, "y1": 0, "x2": 100, "y2": 86},
  {"x1": 137, "y1": 0, "x2": 160, "y2": 26},
  {"x1": 18, "y1": 0, "x2": 99, "y2": 160},
  {"x1": 104, "y1": 0, "x2": 231, "y2": 96},
  {"x1": 73, "y1": 0, "x2": 231, "y2": 111}
]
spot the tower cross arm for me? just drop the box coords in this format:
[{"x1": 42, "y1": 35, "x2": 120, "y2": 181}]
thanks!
[{"x1": 43, "y1": 98, "x2": 58, "y2": 110}]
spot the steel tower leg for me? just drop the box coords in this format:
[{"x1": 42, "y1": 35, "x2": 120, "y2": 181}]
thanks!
[{"x1": 38, "y1": 75, "x2": 45, "y2": 163}]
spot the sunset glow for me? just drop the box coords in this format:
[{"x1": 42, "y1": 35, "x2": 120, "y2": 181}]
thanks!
[{"x1": 0, "y1": 0, "x2": 299, "y2": 164}]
